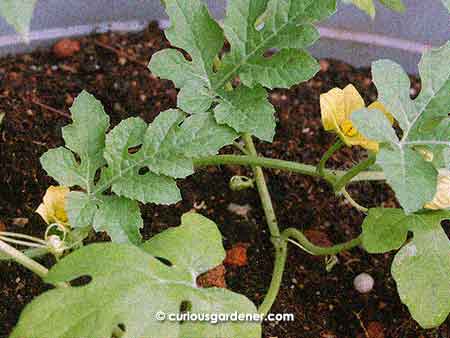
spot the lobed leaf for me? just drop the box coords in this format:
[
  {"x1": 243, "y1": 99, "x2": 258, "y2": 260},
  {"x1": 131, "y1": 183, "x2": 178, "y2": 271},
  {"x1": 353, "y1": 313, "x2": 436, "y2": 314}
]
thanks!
[
  {"x1": 93, "y1": 196, "x2": 143, "y2": 245},
  {"x1": 40, "y1": 92, "x2": 236, "y2": 243},
  {"x1": 391, "y1": 212, "x2": 450, "y2": 328},
  {"x1": 150, "y1": 0, "x2": 336, "y2": 141},
  {"x1": 11, "y1": 213, "x2": 261, "y2": 338},
  {"x1": 41, "y1": 91, "x2": 110, "y2": 192},
  {"x1": 352, "y1": 42, "x2": 450, "y2": 213}
]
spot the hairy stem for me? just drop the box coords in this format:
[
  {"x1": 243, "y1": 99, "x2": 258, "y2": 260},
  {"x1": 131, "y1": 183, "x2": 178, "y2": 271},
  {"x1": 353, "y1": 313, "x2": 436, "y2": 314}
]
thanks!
[{"x1": 282, "y1": 228, "x2": 362, "y2": 256}]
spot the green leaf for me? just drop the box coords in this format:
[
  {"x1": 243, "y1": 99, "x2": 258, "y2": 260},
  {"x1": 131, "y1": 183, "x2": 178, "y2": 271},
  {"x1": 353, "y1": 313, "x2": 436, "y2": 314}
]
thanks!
[
  {"x1": 150, "y1": 0, "x2": 336, "y2": 141},
  {"x1": 352, "y1": 42, "x2": 450, "y2": 213},
  {"x1": 392, "y1": 212, "x2": 450, "y2": 328},
  {"x1": 12, "y1": 213, "x2": 261, "y2": 338},
  {"x1": 66, "y1": 191, "x2": 98, "y2": 229},
  {"x1": 239, "y1": 49, "x2": 319, "y2": 90},
  {"x1": 41, "y1": 92, "x2": 236, "y2": 241},
  {"x1": 40, "y1": 148, "x2": 87, "y2": 188},
  {"x1": 342, "y1": 0, "x2": 405, "y2": 18},
  {"x1": 178, "y1": 80, "x2": 214, "y2": 114},
  {"x1": 351, "y1": 107, "x2": 399, "y2": 144},
  {"x1": 378, "y1": 0, "x2": 406, "y2": 12},
  {"x1": 377, "y1": 148, "x2": 437, "y2": 214},
  {"x1": 220, "y1": 0, "x2": 329, "y2": 88},
  {"x1": 93, "y1": 196, "x2": 143, "y2": 245},
  {"x1": 342, "y1": 0, "x2": 375, "y2": 18},
  {"x1": 142, "y1": 213, "x2": 224, "y2": 276},
  {"x1": 214, "y1": 85, "x2": 276, "y2": 141},
  {"x1": 0, "y1": 0, "x2": 37, "y2": 39},
  {"x1": 361, "y1": 208, "x2": 408, "y2": 253},
  {"x1": 104, "y1": 110, "x2": 237, "y2": 203},
  {"x1": 41, "y1": 91, "x2": 110, "y2": 192}
]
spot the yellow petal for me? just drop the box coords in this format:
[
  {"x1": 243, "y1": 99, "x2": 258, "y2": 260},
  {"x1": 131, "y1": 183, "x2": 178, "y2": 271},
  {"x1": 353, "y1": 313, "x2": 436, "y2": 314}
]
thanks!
[
  {"x1": 343, "y1": 84, "x2": 365, "y2": 120},
  {"x1": 36, "y1": 203, "x2": 50, "y2": 224},
  {"x1": 424, "y1": 171, "x2": 450, "y2": 210},
  {"x1": 37, "y1": 186, "x2": 70, "y2": 225},
  {"x1": 368, "y1": 101, "x2": 394, "y2": 124},
  {"x1": 320, "y1": 88, "x2": 345, "y2": 131}
]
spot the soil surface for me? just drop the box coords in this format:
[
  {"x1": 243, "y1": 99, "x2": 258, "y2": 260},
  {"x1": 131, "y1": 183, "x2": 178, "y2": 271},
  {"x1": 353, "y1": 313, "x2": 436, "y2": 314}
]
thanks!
[{"x1": 0, "y1": 23, "x2": 448, "y2": 338}]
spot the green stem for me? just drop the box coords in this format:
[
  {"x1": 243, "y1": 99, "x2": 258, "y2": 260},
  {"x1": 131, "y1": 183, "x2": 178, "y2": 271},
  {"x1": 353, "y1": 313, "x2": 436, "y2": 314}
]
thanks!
[
  {"x1": 242, "y1": 134, "x2": 280, "y2": 237},
  {"x1": 333, "y1": 154, "x2": 377, "y2": 192},
  {"x1": 195, "y1": 155, "x2": 331, "y2": 182},
  {"x1": 282, "y1": 228, "x2": 362, "y2": 256},
  {"x1": 317, "y1": 139, "x2": 343, "y2": 178},
  {"x1": 0, "y1": 247, "x2": 49, "y2": 261},
  {"x1": 341, "y1": 188, "x2": 368, "y2": 213},
  {"x1": 242, "y1": 134, "x2": 284, "y2": 315},
  {"x1": 0, "y1": 236, "x2": 46, "y2": 248},
  {"x1": 258, "y1": 240, "x2": 287, "y2": 315},
  {"x1": 0, "y1": 239, "x2": 49, "y2": 278},
  {"x1": 194, "y1": 155, "x2": 384, "y2": 183}
]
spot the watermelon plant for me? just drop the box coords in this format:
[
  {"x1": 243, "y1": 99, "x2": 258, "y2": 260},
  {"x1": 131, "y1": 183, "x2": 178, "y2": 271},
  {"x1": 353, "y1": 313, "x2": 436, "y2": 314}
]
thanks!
[{"x1": 1, "y1": 0, "x2": 450, "y2": 336}]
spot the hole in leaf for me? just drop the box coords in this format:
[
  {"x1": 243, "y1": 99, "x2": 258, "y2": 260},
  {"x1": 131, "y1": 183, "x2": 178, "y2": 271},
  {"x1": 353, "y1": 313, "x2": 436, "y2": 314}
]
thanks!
[
  {"x1": 179, "y1": 300, "x2": 192, "y2": 313},
  {"x1": 69, "y1": 275, "x2": 92, "y2": 287},
  {"x1": 93, "y1": 168, "x2": 102, "y2": 185},
  {"x1": 178, "y1": 300, "x2": 192, "y2": 324},
  {"x1": 112, "y1": 324, "x2": 126, "y2": 338},
  {"x1": 128, "y1": 144, "x2": 142, "y2": 154},
  {"x1": 138, "y1": 167, "x2": 150, "y2": 175},
  {"x1": 73, "y1": 153, "x2": 81, "y2": 165},
  {"x1": 155, "y1": 256, "x2": 173, "y2": 267}
]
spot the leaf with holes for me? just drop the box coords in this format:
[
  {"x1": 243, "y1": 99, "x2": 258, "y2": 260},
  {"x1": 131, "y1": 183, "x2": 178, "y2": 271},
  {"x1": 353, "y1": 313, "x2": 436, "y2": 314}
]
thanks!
[
  {"x1": 41, "y1": 91, "x2": 110, "y2": 192},
  {"x1": 149, "y1": 0, "x2": 336, "y2": 141},
  {"x1": 11, "y1": 213, "x2": 261, "y2": 338},
  {"x1": 40, "y1": 92, "x2": 236, "y2": 242},
  {"x1": 0, "y1": 0, "x2": 37, "y2": 40},
  {"x1": 352, "y1": 42, "x2": 450, "y2": 213},
  {"x1": 391, "y1": 211, "x2": 450, "y2": 328},
  {"x1": 103, "y1": 109, "x2": 237, "y2": 203}
]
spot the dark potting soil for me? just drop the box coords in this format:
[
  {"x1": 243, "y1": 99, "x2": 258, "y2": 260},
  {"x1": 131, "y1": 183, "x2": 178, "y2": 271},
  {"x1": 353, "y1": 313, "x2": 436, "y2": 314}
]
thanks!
[{"x1": 0, "y1": 22, "x2": 448, "y2": 338}]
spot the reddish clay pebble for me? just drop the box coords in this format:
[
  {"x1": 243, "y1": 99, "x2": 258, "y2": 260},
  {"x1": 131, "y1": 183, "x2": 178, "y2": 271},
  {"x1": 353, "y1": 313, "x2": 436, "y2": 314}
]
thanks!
[
  {"x1": 53, "y1": 39, "x2": 81, "y2": 58},
  {"x1": 224, "y1": 243, "x2": 249, "y2": 267},
  {"x1": 197, "y1": 265, "x2": 226, "y2": 288},
  {"x1": 367, "y1": 321, "x2": 385, "y2": 338}
]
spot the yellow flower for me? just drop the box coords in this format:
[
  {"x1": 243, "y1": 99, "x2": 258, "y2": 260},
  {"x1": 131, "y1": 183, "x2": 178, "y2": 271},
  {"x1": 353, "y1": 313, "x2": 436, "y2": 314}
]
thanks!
[
  {"x1": 36, "y1": 186, "x2": 70, "y2": 226},
  {"x1": 424, "y1": 171, "x2": 450, "y2": 210},
  {"x1": 320, "y1": 84, "x2": 393, "y2": 152}
]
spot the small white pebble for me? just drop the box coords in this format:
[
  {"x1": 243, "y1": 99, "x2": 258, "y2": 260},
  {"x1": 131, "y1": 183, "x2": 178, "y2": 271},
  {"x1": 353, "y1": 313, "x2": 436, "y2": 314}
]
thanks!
[
  {"x1": 227, "y1": 203, "x2": 252, "y2": 218},
  {"x1": 354, "y1": 272, "x2": 374, "y2": 293}
]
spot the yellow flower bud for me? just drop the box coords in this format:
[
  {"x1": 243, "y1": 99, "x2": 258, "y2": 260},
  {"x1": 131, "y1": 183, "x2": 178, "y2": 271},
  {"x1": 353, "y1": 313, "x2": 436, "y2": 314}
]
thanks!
[
  {"x1": 424, "y1": 171, "x2": 450, "y2": 210},
  {"x1": 320, "y1": 84, "x2": 394, "y2": 152},
  {"x1": 36, "y1": 186, "x2": 70, "y2": 226}
]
